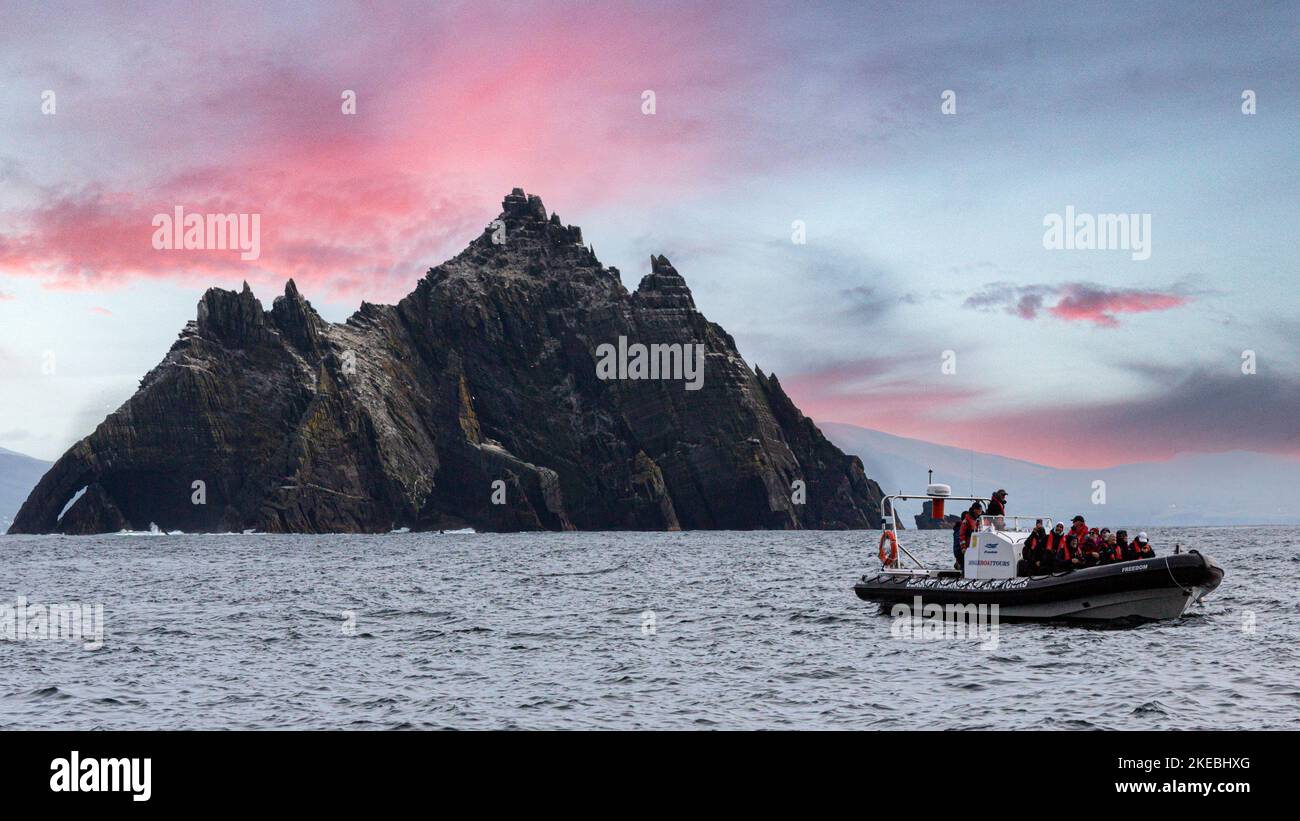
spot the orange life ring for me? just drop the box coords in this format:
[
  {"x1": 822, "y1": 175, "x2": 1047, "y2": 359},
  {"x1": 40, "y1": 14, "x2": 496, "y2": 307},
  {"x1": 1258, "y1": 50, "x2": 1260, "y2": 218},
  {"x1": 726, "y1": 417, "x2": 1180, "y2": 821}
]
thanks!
[{"x1": 878, "y1": 530, "x2": 898, "y2": 566}]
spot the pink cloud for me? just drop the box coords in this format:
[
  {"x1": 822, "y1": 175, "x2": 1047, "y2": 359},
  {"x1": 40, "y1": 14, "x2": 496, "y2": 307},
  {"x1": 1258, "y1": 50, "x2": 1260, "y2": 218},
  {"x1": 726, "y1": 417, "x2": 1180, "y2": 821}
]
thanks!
[
  {"x1": 0, "y1": 3, "x2": 744, "y2": 302},
  {"x1": 779, "y1": 358, "x2": 990, "y2": 445},
  {"x1": 784, "y1": 358, "x2": 1300, "y2": 468},
  {"x1": 965, "y1": 281, "x2": 1192, "y2": 328},
  {"x1": 1048, "y1": 283, "x2": 1190, "y2": 327}
]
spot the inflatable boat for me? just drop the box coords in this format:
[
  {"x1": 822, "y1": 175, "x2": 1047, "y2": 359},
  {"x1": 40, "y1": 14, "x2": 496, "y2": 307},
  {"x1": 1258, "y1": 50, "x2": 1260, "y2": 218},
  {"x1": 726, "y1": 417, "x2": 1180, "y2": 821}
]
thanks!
[{"x1": 854, "y1": 483, "x2": 1224, "y2": 621}]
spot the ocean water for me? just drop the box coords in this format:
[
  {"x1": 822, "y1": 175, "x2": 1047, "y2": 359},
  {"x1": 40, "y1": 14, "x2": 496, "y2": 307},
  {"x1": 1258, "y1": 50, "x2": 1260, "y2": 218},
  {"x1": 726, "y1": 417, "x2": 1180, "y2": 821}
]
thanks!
[{"x1": 0, "y1": 527, "x2": 1295, "y2": 730}]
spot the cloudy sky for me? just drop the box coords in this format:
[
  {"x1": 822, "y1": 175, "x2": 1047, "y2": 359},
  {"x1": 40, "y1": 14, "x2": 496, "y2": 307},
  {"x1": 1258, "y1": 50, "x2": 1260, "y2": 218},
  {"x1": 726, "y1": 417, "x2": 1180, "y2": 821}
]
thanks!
[{"x1": 0, "y1": 0, "x2": 1296, "y2": 468}]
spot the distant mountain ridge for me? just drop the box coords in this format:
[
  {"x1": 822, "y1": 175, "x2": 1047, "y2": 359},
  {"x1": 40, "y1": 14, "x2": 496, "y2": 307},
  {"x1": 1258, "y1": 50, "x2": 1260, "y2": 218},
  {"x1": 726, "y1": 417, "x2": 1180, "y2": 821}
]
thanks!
[
  {"x1": 0, "y1": 446, "x2": 51, "y2": 529},
  {"x1": 821, "y1": 422, "x2": 1298, "y2": 526},
  {"x1": 8, "y1": 417, "x2": 1291, "y2": 531}
]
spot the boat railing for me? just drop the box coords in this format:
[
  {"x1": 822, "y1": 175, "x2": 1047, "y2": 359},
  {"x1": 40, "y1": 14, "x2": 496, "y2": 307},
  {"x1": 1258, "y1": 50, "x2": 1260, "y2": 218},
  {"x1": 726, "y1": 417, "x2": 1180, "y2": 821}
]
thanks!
[
  {"x1": 879, "y1": 491, "x2": 991, "y2": 571},
  {"x1": 977, "y1": 515, "x2": 1054, "y2": 533},
  {"x1": 878, "y1": 491, "x2": 1058, "y2": 572}
]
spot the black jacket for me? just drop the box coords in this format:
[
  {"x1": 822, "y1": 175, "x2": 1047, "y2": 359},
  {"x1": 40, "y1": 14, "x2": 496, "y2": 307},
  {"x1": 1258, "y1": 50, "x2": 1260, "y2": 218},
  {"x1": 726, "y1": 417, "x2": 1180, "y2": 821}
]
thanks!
[{"x1": 1022, "y1": 530, "x2": 1047, "y2": 562}]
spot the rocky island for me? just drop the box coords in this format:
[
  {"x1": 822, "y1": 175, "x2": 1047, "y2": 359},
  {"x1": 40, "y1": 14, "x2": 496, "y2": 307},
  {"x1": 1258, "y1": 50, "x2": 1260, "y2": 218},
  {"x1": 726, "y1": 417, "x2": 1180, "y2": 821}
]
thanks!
[
  {"x1": 913, "y1": 500, "x2": 960, "y2": 530},
  {"x1": 10, "y1": 190, "x2": 884, "y2": 534}
]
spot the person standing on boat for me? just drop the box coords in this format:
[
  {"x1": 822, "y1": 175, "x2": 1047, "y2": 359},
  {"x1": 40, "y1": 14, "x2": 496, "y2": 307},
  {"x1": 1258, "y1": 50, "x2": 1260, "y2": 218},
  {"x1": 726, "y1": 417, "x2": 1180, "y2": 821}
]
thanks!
[
  {"x1": 986, "y1": 489, "x2": 1008, "y2": 528},
  {"x1": 986, "y1": 489, "x2": 1008, "y2": 515},
  {"x1": 954, "y1": 501, "x2": 983, "y2": 570}
]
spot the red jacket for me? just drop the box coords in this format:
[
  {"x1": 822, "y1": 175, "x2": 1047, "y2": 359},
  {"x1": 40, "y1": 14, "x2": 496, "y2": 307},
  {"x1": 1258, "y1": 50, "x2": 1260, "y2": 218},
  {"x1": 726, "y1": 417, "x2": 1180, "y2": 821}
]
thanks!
[
  {"x1": 959, "y1": 513, "x2": 978, "y2": 548},
  {"x1": 1046, "y1": 530, "x2": 1070, "y2": 559}
]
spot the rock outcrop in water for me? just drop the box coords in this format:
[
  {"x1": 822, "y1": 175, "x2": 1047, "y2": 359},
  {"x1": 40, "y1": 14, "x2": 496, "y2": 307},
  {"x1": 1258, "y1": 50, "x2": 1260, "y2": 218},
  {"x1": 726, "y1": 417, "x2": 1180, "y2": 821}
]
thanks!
[
  {"x1": 10, "y1": 189, "x2": 885, "y2": 534},
  {"x1": 913, "y1": 500, "x2": 959, "y2": 530}
]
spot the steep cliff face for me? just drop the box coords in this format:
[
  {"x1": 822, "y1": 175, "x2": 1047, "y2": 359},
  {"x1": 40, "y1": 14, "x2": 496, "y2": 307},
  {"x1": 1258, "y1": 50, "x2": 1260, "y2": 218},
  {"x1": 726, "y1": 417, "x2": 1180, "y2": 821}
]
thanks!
[{"x1": 10, "y1": 190, "x2": 885, "y2": 534}]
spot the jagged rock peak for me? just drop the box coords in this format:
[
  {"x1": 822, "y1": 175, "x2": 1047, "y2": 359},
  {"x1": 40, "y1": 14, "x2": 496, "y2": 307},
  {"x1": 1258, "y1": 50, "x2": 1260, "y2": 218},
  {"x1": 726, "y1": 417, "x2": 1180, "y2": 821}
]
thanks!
[
  {"x1": 488, "y1": 187, "x2": 585, "y2": 250},
  {"x1": 634, "y1": 254, "x2": 696, "y2": 311},
  {"x1": 197, "y1": 281, "x2": 266, "y2": 345},
  {"x1": 271, "y1": 278, "x2": 323, "y2": 352},
  {"x1": 650, "y1": 254, "x2": 678, "y2": 276},
  {"x1": 275, "y1": 277, "x2": 316, "y2": 308},
  {"x1": 757, "y1": 370, "x2": 791, "y2": 403},
  {"x1": 502, "y1": 187, "x2": 548, "y2": 222}
]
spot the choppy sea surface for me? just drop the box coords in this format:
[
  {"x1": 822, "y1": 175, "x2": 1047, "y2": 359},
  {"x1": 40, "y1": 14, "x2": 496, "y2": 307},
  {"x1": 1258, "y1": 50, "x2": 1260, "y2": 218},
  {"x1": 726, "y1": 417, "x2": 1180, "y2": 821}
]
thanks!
[{"x1": 0, "y1": 527, "x2": 1295, "y2": 730}]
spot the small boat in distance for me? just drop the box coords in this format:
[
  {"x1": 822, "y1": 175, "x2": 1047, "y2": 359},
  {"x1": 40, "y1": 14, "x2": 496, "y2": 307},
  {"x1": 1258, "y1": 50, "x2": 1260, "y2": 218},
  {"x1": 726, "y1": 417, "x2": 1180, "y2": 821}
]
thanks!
[{"x1": 854, "y1": 482, "x2": 1224, "y2": 622}]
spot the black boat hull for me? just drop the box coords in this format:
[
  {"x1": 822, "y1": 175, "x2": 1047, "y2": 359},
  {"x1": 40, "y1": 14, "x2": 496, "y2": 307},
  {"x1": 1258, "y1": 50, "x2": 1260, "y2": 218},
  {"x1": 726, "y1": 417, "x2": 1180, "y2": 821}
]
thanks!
[{"x1": 853, "y1": 552, "x2": 1223, "y2": 621}]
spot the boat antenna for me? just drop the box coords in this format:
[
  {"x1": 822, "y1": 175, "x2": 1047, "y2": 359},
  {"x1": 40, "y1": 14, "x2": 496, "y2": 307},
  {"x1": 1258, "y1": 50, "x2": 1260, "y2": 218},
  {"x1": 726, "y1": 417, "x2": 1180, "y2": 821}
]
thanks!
[{"x1": 927, "y1": 468, "x2": 933, "y2": 485}]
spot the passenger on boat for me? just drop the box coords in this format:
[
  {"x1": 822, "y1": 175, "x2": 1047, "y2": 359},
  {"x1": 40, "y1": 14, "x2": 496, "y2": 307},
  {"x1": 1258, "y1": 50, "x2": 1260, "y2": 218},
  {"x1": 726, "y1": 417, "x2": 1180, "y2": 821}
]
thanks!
[
  {"x1": 1019, "y1": 520, "x2": 1049, "y2": 575},
  {"x1": 1055, "y1": 534, "x2": 1082, "y2": 572},
  {"x1": 1134, "y1": 532, "x2": 1155, "y2": 558},
  {"x1": 986, "y1": 489, "x2": 1007, "y2": 517},
  {"x1": 1080, "y1": 529, "x2": 1103, "y2": 566},
  {"x1": 1098, "y1": 529, "x2": 1119, "y2": 563},
  {"x1": 955, "y1": 502, "x2": 983, "y2": 569},
  {"x1": 1116, "y1": 530, "x2": 1136, "y2": 561},
  {"x1": 1069, "y1": 515, "x2": 1089, "y2": 543},
  {"x1": 1045, "y1": 521, "x2": 1067, "y2": 564}
]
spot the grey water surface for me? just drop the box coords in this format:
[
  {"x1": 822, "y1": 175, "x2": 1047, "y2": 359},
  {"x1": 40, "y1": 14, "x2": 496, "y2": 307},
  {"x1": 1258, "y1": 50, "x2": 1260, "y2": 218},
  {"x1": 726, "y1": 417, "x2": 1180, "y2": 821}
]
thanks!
[{"x1": 0, "y1": 527, "x2": 1294, "y2": 729}]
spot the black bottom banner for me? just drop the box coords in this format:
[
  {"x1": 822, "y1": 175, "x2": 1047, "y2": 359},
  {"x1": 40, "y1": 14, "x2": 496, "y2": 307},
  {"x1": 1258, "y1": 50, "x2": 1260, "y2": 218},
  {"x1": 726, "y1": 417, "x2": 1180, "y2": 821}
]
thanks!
[{"x1": 4, "y1": 730, "x2": 1281, "y2": 809}]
